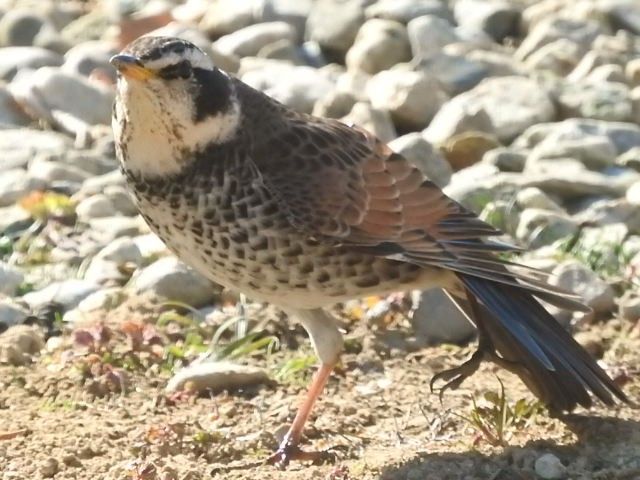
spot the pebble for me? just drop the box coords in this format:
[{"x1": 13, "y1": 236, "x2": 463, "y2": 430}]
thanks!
[
  {"x1": 440, "y1": 131, "x2": 500, "y2": 171},
  {"x1": 0, "y1": 298, "x2": 30, "y2": 329},
  {"x1": 365, "y1": 0, "x2": 452, "y2": 24},
  {"x1": 411, "y1": 288, "x2": 476, "y2": 344},
  {"x1": 367, "y1": 67, "x2": 447, "y2": 130},
  {"x1": 38, "y1": 457, "x2": 59, "y2": 478},
  {"x1": 0, "y1": 10, "x2": 51, "y2": 47},
  {"x1": 424, "y1": 98, "x2": 496, "y2": 145},
  {"x1": 199, "y1": 0, "x2": 257, "y2": 38},
  {"x1": 22, "y1": 279, "x2": 100, "y2": 311},
  {"x1": 129, "y1": 257, "x2": 218, "y2": 307},
  {"x1": 453, "y1": 0, "x2": 521, "y2": 42},
  {"x1": 341, "y1": 101, "x2": 397, "y2": 144},
  {"x1": 0, "y1": 325, "x2": 45, "y2": 366},
  {"x1": 0, "y1": 262, "x2": 25, "y2": 295},
  {"x1": 388, "y1": 133, "x2": 452, "y2": 187},
  {"x1": 75, "y1": 194, "x2": 116, "y2": 220},
  {"x1": 619, "y1": 291, "x2": 640, "y2": 322},
  {"x1": 557, "y1": 80, "x2": 633, "y2": 123},
  {"x1": 346, "y1": 19, "x2": 411, "y2": 74},
  {"x1": 0, "y1": 85, "x2": 30, "y2": 128},
  {"x1": 166, "y1": 361, "x2": 269, "y2": 393},
  {"x1": 407, "y1": 15, "x2": 459, "y2": 60},
  {"x1": 215, "y1": 21, "x2": 296, "y2": 58},
  {"x1": 306, "y1": 0, "x2": 366, "y2": 54},
  {"x1": 416, "y1": 53, "x2": 489, "y2": 96},
  {"x1": 0, "y1": 168, "x2": 46, "y2": 207},
  {"x1": 534, "y1": 453, "x2": 567, "y2": 480},
  {"x1": 549, "y1": 261, "x2": 616, "y2": 314}
]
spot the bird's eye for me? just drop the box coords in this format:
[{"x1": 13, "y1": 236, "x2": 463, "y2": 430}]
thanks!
[{"x1": 158, "y1": 60, "x2": 192, "y2": 80}]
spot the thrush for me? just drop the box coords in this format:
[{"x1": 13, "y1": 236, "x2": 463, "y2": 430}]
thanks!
[{"x1": 110, "y1": 36, "x2": 628, "y2": 467}]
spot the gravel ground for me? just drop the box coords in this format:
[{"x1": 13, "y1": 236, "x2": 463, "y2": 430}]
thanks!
[{"x1": 1, "y1": 0, "x2": 640, "y2": 478}]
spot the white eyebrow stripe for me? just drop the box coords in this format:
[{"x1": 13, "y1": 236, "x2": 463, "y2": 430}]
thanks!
[{"x1": 143, "y1": 49, "x2": 213, "y2": 71}]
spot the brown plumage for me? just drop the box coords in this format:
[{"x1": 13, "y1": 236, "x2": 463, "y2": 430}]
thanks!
[{"x1": 111, "y1": 36, "x2": 629, "y2": 468}]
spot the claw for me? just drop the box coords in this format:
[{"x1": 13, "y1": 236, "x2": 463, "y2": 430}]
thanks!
[
  {"x1": 430, "y1": 348, "x2": 486, "y2": 402},
  {"x1": 266, "y1": 441, "x2": 335, "y2": 469}
]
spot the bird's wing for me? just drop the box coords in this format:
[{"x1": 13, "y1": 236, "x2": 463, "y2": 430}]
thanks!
[{"x1": 251, "y1": 117, "x2": 583, "y2": 310}]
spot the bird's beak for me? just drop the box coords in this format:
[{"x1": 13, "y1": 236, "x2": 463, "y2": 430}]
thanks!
[{"x1": 110, "y1": 54, "x2": 156, "y2": 81}]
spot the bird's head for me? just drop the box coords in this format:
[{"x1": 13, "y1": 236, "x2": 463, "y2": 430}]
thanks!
[{"x1": 111, "y1": 36, "x2": 241, "y2": 177}]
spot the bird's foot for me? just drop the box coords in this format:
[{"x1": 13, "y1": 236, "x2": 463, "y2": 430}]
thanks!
[
  {"x1": 266, "y1": 440, "x2": 336, "y2": 469},
  {"x1": 430, "y1": 348, "x2": 486, "y2": 401}
]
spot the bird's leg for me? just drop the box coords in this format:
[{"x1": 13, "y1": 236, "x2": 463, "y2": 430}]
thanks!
[{"x1": 267, "y1": 309, "x2": 343, "y2": 469}]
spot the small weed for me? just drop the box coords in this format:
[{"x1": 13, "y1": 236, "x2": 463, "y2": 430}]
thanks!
[
  {"x1": 274, "y1": 354, "x2": 317, "y2": 385},
  {"x1": 457, "y1": 377, "x2": 542, "y2": 447},
  {"x1": 18, "y1": 191, "x2": 76, "y2": 222}
]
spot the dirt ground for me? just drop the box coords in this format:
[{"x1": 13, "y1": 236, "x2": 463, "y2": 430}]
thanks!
[{"x1": 1, "y1": 295, "x2": 640, "y2": 480}]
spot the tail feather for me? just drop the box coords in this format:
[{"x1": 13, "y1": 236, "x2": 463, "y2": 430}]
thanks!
[{"x1": 453, "y1": 273, "x2": 628, "y2": 412}]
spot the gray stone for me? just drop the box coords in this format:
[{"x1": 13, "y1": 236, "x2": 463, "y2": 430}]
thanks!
[
  {"x1": 366, "y1": 0, "x2": 452, "y2": 23},
  {"x1": 0, "y1": 10, "x2": 50, "y2": 47},
  {"x1": 617, "y1": 147, "x2": 640, "y2": 171},
  {"x1": 88, "y1": 216, "x2": 146, "y2": 241},
  {"x1": 516, "y1": 187, "x2": 563, "y2": 212},
  {"x1": 534, "y1": 453, "x2": 567, "y2": 480},
  {"x1": 524, "y1": 38, "x2": 582, "y2": 76},
  {"x1": 528, "y1": 134, "x2": 618, "y2": 170},
  {"x1": 515, "y1": 119, "x2": 640, "y2": 156},
  {"x1": 22, "y1": 279, "x2": 100, "y2": 311},
  {"x1": 557, "y1": 80, "x2": 633, "y2": 123},
  {"x1": 0, "y1": 169, "x2": 47, "y2": 207},
  {"x1": 261, "y1": 0, "x2": 313, "y2": 41},
  {"x1": 515, "y1": 18, "x2": 605, "y2": 61},
  {"x1": 408, "y1": 15, "x2": 459, "y2": 60},
  {"x1": 93, "y1": 237, "x2": 143, "y2": 265},
  {"x1": 166, "y1": 361, "x2": 269, "y2": 393},
  {"x1": 80, "y1": 170, "x2": 126, "y2": 196},
  {"x1": 0, "y1": 46, "x2": 63, "y2": 80},
  {"x1": 416, "y1": 53, "x2": 489, "y2": 96},
  {"x1": 62, "y1": 40, "x2": 116, "y2": 78},
  {"x1": 619, "y1": 291, "x2": 640, "y2": 322},
  {"x1": 482, "y1": 148, "x2": 527, "y2": 172},
  {"x1": 341, "y1": 101, "x2": 397, "y2": 143},
  {"x1": 0, "y1": 298, "x2": 29, "y2": 328},
  {"x1": 15, "y1": 67, "x2": 113, "y2": 125},
  {"x1": 243, "y1": 64, "x2": 334, "y2": 114},
  {"x1": 516, "y1": 208, "x2": 578, "y2": 248},
  {"x1": 29, "y1": 159, "x2": 91, "y2": 184},
  {"x1": 549, "y1": 261, "x2": 616, "y2": 314},
  {"x1": 0, "y1": 262, "x2": 25, "y2": 295},
  {"x1": 313, "y1": 89, "x2": 358, "y2": 119},
  {"x1": 606, "y1": 0, "x2": 640, "y2": 35},
  {"x1": 411, "y1": 289, "x2": 475, "y2": 344},
  {"x1": 215, "y1": 22, "x2": 297, "y2": 58},
  {"x1": 130, "y1": 257, "x2": 218, "y2": 307},
  {"x1": 453, "y1": 0, "x2": 521, "y2": 42},
  {"x1": 306, "y1": 0, "x2": 366, "y2": 54},
  {"x1": 388, "y1": 133, "x2": 452, "y2": 187},
  {"x1": 199, "y1": 0, "x2": 257, "y2": 37},
  {"x1": 428, "y1": 76, "x2": 554, "y2": 143},
  {"x1": 367, "y1": 67, "x2": 447, "y2": 130},
  {"x1": 104, "y1": 185, "x2": 138, "y2": 216},
  {"x1": 0, "y1": 205, "x2": 31, "y2": 233},
  {"x1": 0, "y1": 129, "x2": 69, "y2": 156},
  {"x1": 424, "y1": 99, "x2": 495, "y2": 146},
  {"x1": 75, "y1": 194, "x2": 116, "y2": 221},
  {"x1": 346, "y1": 19, "x2": 411, "y2": 74}
]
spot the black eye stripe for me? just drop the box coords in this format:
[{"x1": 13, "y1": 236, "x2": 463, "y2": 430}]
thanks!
[{"x1": 158, "y1": 60, "x2": 192, "y2": 79}]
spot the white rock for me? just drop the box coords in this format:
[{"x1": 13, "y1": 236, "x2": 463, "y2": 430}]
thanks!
[
  {"x1": 365, "y1": 0, "x2": 452, "y2": 23},
  {"x1": 416, "y1": 53, "x2": 489, "y2": 96},
  {"x1": 0, "y1": 85, "x2": 30, "y2": 127},
  {"x1": 0, "y1": 204, "x2": 30, "y2": 232},
  {"x1": 346, "y1": 19, "x2": 411, "y2": 75},
  {"x1": 75, "y1": 194, "x2": 115, "y2": 220},
  {"x1": 408, "y1": 15, "x2": 459, "y2": 60},
  {"x1": 534, "y1": 453, "x2": 567, "y2": 480},
  {"x1": 549, "y1": 261, "x2": 615, "y2": 314},
  {"x1": 0, "y1": 298, "x2": 29, "y2": 328},
  {"x1": 306, "y1": 0, "x2": 366, "y2": 53},
  {"x1": 64, "y1": 287, "x2": 124, "y2": 323},
  {"x1": 516, "y1": 208, "x2": 578, "y2": 248},
  {"x1": 627, "y1": 181, "x2": 640, "y2": 206},
  {"x1": 0, "y1": 262, "x2": 24, "y2": 295},
  {"x1": 104, "y1": 185, "x2": 138, "y2": 216},
  {"x1": 341, "y1": 101, "x2": 397, "y2": 144},
  {"x1": 88, "y1": 216, "x2": 146, "y2": 241},
  {"x1": 0, "y1": 129, "x2": 69, "y2": 156},
  {"x1": 438, "y1": 76, "x2": 556, "y2": 142},
  {"x1": 453, "y1": 0, "x2": 520, "y2": 42},
  {"x1": 80, "y1": 170, "x2": 125, "y2": 196},
  {"x1": 527, "y1": 134, "x2": 618, "y2": 170},
  {"x1": 215, "y1": 21, "x2": 296, "y2": 58},
  {"x1": 12, "y1": 67, "x2": 114, "y2": 125},
  {"x1": 0, "y1": 168, "x2": 46, "y2": 207},
  {"x1": 22, "y1": 279, "x2": 100, "y2": 310},
  {"x1": 166, "y1": 361, "x2": 269, "y2": 393},
  {"x1": 129, "y1": 257, "x2": 218, "y2": 307},
  {"x1": 516, "y1": 187, "x2": 563, "y2": 212},
  {"x1": 411, "y1": 289, "x2": 475, "y2": 344},
  {"x1": 367, "y1": 67, "x2": 447, "y2": 130},
  {"x1": 132, "y1": 233, "x2": 169, "y2": 258},
  {"x1": 557, "y1": 80, "x2": 633, "y2": 123},
  {"x1": 29, "y1": 159, "x2": 91, "y2": 184},
  {"x1": 94, "y1": 237, "x2": 143, "y2": 264},
  {"x1": 423, "y1": 97, "x2": 496, "y2": 145},
  {"x1": 388, "y1": 133, "x2": 452, "y2": 187},
  {"x1": 0, "y1": 46, "x2": 62, "y2": 80},
  {"x1": 199, "y1": 0, "x2": 257, "y2": 37}
]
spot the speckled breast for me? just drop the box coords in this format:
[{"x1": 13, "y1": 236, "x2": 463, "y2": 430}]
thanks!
[{"x1": 122, "y1": 155, "x2": 426, "y2": 309}]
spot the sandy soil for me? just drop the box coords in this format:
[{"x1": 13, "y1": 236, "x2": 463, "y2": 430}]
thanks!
[{"x1": 1, "y1": 296, "x2": 639, "y2": 480}]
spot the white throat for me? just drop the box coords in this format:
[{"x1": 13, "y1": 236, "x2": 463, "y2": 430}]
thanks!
[{"x1": 113, "y1": 78, "x2": 241, "y2": 178}]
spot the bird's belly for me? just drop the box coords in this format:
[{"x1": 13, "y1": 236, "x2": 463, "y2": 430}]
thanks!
[{"x1": 133, "y1": 197, "x2": 445, "y2": 309}]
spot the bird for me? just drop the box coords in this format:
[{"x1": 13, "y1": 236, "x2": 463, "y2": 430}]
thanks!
[{"x1": 110, "y1": 36, "x2": 629, "y2": 468}]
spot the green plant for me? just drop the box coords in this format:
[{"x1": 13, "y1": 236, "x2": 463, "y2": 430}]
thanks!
[
  {"x1": 274, "y1": 354, "x2": 317, "y2": 385},
  {"x1": 457, "y1": 377, "x2": 542, "y2": 447}
]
